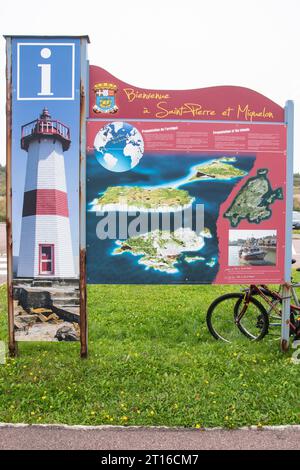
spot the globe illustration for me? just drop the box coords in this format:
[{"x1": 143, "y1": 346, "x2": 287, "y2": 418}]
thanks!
[{"x1": 94, "y1": 122, "x2": 144, "y2": 172}]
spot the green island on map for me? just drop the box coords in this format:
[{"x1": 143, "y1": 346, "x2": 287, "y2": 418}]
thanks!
[
  {"x1": 219, "y1": 157, "x2": 237, "y2": 163},
  {"x1": 95, "y1": 186, "x2": 193, "y2": 212},
  {"x1": 185, "y1": 256, "x2": 205, "y2": 264},
  {"x1": 188, "y1": 160, "x2": 246, "y2": 182},
  {"x1": 224, "y1": 168, "x2": 283, "y2": 227},
  {"x1": 113, "y1": 227, "x2": 212, "y2": 273}
]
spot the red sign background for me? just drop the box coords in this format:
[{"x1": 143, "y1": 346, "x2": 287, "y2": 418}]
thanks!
[{"x1": 89, "y1": 65, "x2": 284, "y2": 123}]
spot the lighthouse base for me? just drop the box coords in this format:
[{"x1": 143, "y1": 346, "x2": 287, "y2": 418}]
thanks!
[
  {"x1": 17, "y1": 215, "x2": 76, "y2": 279},
  {"x1": 13, "y1": 278, "x2": 80, "y2": 342}
]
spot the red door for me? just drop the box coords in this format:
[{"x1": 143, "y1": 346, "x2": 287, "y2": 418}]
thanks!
[{"x1": 39, "y1": 244, "x2": 54, "y2": 275}]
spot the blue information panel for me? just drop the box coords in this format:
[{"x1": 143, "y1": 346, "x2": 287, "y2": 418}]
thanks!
[
  {"x1": 10, "y1": 37, "x2": 82, "y2": 343},
  {"x1": 17, "y1": 41, "x2": 75, "y2": 100}
]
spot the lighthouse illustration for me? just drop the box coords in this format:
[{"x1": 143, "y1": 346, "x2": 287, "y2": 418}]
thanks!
[{"x1": 17, "y1": 108, "x2": 76, "y2": 278}]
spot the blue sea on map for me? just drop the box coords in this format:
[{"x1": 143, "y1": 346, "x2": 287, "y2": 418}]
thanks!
[{"x1": 86, "y1": 153, "x2": 255, "y2": 284}]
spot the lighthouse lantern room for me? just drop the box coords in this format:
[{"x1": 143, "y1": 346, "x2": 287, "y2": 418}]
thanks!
[{"x1": 17, "y1": 108, "x2": 76, "y2": 278}]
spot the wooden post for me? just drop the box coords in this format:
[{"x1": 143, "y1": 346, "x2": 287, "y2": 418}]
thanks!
[{"x1": 5, "y1": 37, "x2": 17, "y2": 357}]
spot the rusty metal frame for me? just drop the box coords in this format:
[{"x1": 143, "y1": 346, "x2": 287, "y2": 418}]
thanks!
[
  {"x1": 5, "y1": 37, "x2": 17, "y2": 357},
  {"x1": 79, "y1": 38, "x2": 88, "y2": 358}
]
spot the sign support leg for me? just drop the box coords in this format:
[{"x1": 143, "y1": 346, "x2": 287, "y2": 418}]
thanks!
[
  {"x1": 79, "y1": 38, "x2": 88, "y2": 358},
  {"x1": 281, "y1": 100, "x2": 294, "y2": 352},
  {"x1": 6, "y1": 37, "x2": 17, "y2": 358},
  {"x1": 281, "y1": 284, "x2": 291, "y2": 352}
]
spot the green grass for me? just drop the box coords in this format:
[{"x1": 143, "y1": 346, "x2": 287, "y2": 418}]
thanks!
[{"x1": 0, "y1": 281, "x2": 299, "y2": 428}]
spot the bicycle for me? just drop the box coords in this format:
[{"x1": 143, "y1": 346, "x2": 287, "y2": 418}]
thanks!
[{"x1": 206, "y1": 263, "x2": 300, "y2": 343}]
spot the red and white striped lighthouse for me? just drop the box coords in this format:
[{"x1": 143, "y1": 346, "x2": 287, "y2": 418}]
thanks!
[{"x1": 17, "y1": 108, "x2": 75, "y2": 278}]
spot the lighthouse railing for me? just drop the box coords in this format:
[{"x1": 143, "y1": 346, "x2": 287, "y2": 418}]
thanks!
[{"x1": 21, "y1": 119, "x2": 70, "y2": 140}]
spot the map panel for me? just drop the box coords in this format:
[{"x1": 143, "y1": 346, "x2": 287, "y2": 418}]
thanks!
[{"x1": 87, "y1": 120, "x2": 286, "y2": 284}]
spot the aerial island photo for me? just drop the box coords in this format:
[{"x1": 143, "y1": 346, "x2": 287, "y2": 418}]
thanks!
[
  {"x1": 188, "y1": 158, "x2": 246, "y2": 182},
  {"x1": 93, "y1": 186, "x2": 194, "y2": 212},
  {"x1": 88, "y1": 157, "x2": 253, "y2": 281},
  {"x1": 114, "y1": 227, "x2": 214, "y2": 274},
  {"x1": 224, "y1": 169, "x2": 283, "y2": 227}
]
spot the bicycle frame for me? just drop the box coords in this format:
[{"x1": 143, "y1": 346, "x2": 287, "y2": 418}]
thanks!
[{"x1": 237, "y1": 284, "x2": 300, "y2": 333}]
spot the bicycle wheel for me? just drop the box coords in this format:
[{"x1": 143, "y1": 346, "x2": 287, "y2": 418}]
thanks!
[
  {"x1": 244, "y1": 288, "x2": 281, "y2": 329},
  {"x1": 234, "y1": 296, "x2": 269, "y2": 340},
  {"x1": 289, "y1": 308, "x2": 300, "y2": 338},
  {"x1": 206, "y1": 293, "x2": 269, "y2": 343},
  {"x1": 255, "y1": 299, "x2": 299, "y2": 337}
]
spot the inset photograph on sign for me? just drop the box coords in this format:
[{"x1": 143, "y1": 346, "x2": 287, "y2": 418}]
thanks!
[
  {"x1": 11, "y1": 38, "x2": 81, "y2": 342},
  {"x1": 228, "y1": 230, "x2": 277, "y2": 267}
]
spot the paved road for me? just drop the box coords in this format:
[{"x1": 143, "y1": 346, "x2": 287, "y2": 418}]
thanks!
[
  {"x1": 292, "y1": 236, "x2": 300, "y2": 268},
  {"x1": 0, "y1": 425, "x2": 299, "y2": 450}
]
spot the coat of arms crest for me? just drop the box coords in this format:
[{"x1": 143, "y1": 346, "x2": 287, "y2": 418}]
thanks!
[{"x1": 93, "y1": 82, "x2": 118, "y2": 114}]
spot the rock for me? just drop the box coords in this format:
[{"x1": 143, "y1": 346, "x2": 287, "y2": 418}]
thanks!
[
  {"x1": 55, "y1": 324, "x2": 79, "y2": 342},
  {"x1": 15, "y1": 322, "x2": 61, "y2": 341},
  {"x1": 14, "y1": 315, "x2": 39, "y2": 333},
  {"x1": 14, "y1": 287, "x2": 52, "y2": 309},
  {"x1": 14, "y1": 314, "x2": 40, "y2": 326},
  {"x1": 14, "y1": 321, "x2": 29, "y2": 332}
]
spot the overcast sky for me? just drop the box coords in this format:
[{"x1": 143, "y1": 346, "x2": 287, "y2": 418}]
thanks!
[{"x1": 0, "y1": 0, "x2": 299, "y2": 169}]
